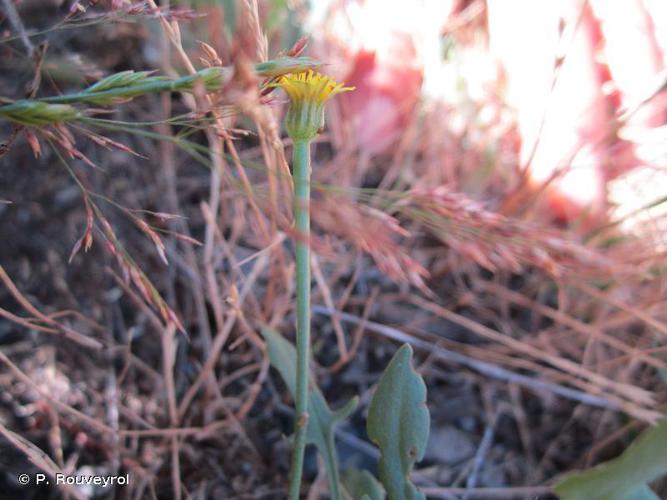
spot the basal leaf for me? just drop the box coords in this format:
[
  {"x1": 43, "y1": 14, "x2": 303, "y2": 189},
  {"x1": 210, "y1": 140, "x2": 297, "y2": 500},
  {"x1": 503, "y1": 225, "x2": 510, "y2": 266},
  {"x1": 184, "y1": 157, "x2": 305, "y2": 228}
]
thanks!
[
  {"x1": 367, "y1": 344, "x2": 430, "y2": 500},
  {"x1": 343, "y1": 468, "x2": 386, "y2": 500},
  {"x1": 263, "y1": 326, "x2": 298, "y2": 395},
  {"x1": 554, "y1": 417, "x2": 667, "y2": 500},
  {"x1": 262, "y1": 327, "x2": 358, "y2": 500}
]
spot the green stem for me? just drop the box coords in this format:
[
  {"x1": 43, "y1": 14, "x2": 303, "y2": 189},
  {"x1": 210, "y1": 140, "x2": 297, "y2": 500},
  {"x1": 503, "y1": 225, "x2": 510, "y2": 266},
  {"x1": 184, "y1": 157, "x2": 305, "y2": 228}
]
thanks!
[
  {"x1": 287, "y1": 139, "x2": 312, "y2": 500},
  {"x1": 0, "y1": 68, "x2": 221, "y2": 111},
  {"x1": 42, "y1": 70, "x2": 220, "y2": 104}
]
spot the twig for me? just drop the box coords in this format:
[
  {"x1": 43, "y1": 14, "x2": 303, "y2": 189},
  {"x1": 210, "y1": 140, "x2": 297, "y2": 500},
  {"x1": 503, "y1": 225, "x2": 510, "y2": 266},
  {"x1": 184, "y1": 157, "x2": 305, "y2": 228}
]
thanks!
[
  {"x1": 0, "y1": 0, "x2": 33, "y2": 55},
  {"x1": 312, "y1": 253, "x2": 348, "y2": 362},
  {"x1": 176, "y1": 250, "x2": 270, "y2": 419},
  {"x1": 421, "y1": 486, "x2": 553, "y2": 499},
  {"x1": 160, "y1": 323, "x2": 181, "y2": 500},
  {"x1": 327, "y1": 286, "x2": 378, "y2": 373},
  {"x1": 0, "y1": 351, "x2": 115, "y2": 435},
  {"x1": 464, "y1": 410, "x2": 501, "y2": 498},
  {"x1": 0, "y1": 423, "x2": 85, "y2": 500},
  {"x1": 0, "y1": 265, "x2": 103, "y2": 349},
  {"x1": 117, "y1": 420, "x2": 230, "y2": 438}
]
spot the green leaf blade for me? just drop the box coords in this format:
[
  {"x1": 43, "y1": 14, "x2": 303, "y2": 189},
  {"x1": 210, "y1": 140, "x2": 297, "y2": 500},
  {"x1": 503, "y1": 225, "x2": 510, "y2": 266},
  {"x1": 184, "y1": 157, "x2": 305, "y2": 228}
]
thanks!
[
  {"x1": 554, "y1": 417, "x2": 667, "y2": 500},
  {"x1": 343, "y1": 468, "x2": 386, "y2": 500},
  {"x1": 367, "y1": 344, "x2": 430, "y2": 500},
  {"x1": 261, "y1": 327, "x2": 358, "y2": 500}
]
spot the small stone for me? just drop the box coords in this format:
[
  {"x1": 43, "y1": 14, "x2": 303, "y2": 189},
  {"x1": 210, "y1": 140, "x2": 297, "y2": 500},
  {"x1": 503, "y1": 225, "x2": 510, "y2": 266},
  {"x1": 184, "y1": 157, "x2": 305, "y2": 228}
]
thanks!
[{"x1": 425, "y1": 425, "x2": 476, "y2": 465}]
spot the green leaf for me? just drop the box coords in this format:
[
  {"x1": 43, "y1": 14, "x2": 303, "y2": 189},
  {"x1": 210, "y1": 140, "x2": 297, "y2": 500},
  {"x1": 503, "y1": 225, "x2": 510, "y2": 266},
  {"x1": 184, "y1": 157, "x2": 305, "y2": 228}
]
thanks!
[
  {"x1": 262, "y1": 327, "x2": 358, "y2": 500},
  {"x1": 624, "y1": 485, "x2": 660, "y2": 500},
  {"x1": 343, "y1": 469, "x2": 386, "y2": 500},
  {"x1": 367, "y1": 344, "x2": 430, "y2": 500},
  {"x1": 554, "y1": 417, "x2": 667, "y2": 500},
  {"x1": 263, "y1": 326, "x2": 298, "y2": 394}
]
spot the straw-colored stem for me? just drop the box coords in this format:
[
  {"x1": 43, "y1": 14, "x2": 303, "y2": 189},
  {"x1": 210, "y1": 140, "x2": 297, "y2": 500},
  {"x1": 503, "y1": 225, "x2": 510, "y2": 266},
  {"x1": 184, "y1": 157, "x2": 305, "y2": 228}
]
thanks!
[{"x1": 287, "y1": 139, "x2": 311, "y2": 500}]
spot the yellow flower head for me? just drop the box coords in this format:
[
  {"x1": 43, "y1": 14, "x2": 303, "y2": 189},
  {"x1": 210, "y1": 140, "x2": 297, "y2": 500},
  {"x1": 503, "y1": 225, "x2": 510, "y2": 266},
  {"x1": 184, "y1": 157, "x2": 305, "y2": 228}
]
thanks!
[{"x1": 274, "y1": 70, "x2": 354, "y2": 141}]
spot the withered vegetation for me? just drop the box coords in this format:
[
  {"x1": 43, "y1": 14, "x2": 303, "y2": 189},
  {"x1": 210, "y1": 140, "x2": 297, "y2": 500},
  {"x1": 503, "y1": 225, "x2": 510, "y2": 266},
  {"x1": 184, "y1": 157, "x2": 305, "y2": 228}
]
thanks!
[{"x1": 0, "y1": 1, "x2": 665, "y2": 499}]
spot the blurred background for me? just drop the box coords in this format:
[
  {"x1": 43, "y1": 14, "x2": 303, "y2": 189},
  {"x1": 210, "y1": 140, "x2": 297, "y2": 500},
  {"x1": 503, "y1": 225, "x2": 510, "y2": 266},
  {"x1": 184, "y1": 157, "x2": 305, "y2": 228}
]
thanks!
[{"x1": 0, "y1": 0, "x2": 666, "y2": 498}]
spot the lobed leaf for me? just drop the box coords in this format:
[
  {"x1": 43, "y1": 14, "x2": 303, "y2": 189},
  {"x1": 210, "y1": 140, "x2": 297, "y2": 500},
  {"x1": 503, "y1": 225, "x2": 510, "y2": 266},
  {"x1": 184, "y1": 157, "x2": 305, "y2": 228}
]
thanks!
[
  {"x1": 554, "y1": 417, "x2": 667, "y2": 500},
  {"x1": 343, "y1": 468, "x2": 386, "y2": 500},
  {"x1": 367, "y1": 344, "x2": 429, "y2": 500},
  {"x1": 262, "y1": 327, "x2": 358, "y2": 500}
]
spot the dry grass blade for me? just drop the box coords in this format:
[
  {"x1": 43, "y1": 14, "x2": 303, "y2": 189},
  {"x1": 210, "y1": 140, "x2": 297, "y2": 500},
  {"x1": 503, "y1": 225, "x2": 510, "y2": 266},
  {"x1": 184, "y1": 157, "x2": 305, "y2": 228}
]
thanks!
[
  {"x1": 409, "y1": 296, "x2": 655, "y2": 408},
  {"x1": 0, "y1": 424, "x2": 85, "y2": 500},
  {"x1": 0, "y1": 351, "x2": 115, "y2": 435},
  {"x1": 574, "y1": 281, "x2": 667, "y2": 338},
  {"x1": 479, "y1": 281, "x2": 667, "y2": 373},
  {"x1": 0, "y1": 265, "x2": 102, "y2": 349},
  {"x1": 311, "y1": 306, "x2": 660, "y2": 422}
]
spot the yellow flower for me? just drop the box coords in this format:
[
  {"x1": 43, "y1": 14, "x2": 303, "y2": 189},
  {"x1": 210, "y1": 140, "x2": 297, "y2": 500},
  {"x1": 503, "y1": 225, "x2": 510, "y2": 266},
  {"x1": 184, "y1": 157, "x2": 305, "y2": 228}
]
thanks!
[{"x1": 274, "y1": 70, "x2": 354, "y2": 141}]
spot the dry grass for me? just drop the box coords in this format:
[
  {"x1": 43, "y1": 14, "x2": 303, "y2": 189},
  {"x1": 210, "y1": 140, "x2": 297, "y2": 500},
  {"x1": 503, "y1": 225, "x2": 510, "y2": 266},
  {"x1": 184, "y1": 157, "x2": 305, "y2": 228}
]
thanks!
[{"x1": 0, "y1": 1, "x2": 665, "y2": 499}]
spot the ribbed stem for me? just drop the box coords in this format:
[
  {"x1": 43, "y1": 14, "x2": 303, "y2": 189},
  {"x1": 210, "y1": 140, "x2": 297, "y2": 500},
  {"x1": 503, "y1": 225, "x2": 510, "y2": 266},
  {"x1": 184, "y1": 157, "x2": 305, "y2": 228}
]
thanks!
[
  {"x1": 41, "y1": 70, "x2": 220, "y2": 104},
  {"x1": 287, "y1": 139, "x2": 312, "y2": 500}
]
